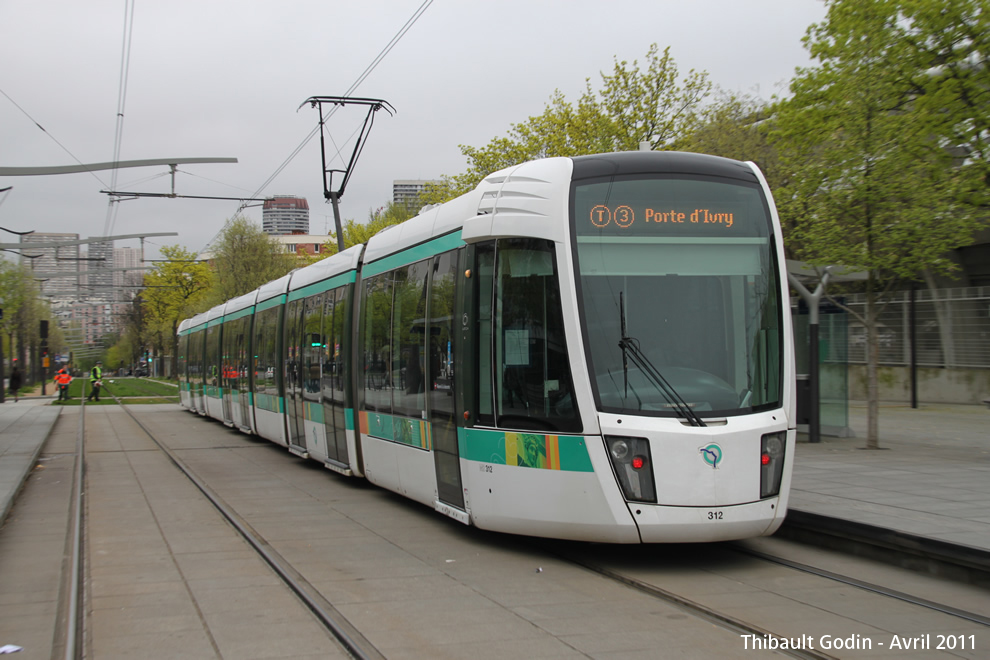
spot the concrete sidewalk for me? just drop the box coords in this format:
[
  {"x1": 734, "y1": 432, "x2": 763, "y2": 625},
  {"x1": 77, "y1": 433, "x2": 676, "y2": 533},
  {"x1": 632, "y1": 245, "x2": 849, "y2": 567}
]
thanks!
[
  {"x1": 788, "y1": 402, "x2": 990, "y2": 579},
  {"x1": 0, "y1": 399, "x2": 61, "y2": 528}
]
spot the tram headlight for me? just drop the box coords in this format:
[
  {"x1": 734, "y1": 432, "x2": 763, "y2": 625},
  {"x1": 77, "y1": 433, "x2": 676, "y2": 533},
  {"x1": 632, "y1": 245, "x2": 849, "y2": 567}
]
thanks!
[
  {"x1": 760, "y1": 432, "x2": 786, "y2": 498},
  {"x1": 605, "y1": 436, "x2": 657, "y2": 503}
]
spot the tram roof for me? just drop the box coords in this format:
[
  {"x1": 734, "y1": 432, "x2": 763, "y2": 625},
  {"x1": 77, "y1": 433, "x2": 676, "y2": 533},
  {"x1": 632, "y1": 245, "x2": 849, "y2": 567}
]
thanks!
[{"x1": 570, "y1": 151, "x2": 760, "y2": 184}]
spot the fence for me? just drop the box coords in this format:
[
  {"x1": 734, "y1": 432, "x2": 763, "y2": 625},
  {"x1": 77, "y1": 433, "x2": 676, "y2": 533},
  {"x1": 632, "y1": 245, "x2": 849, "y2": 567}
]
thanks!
[{"x1": 839, "y1": 286, "x2": 990, "y2": 369}]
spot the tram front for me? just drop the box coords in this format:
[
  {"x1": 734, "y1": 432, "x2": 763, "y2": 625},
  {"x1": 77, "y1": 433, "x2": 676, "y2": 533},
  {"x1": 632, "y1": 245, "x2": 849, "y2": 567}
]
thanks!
[{"x1": 570, "y1": 152, "x2": 795, "y2": 543}]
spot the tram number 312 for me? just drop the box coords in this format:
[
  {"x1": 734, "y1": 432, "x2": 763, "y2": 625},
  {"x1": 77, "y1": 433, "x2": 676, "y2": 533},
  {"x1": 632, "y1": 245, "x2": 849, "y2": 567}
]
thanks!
[{"x1": 708, "y1": 511, "x2": 723, "y2": 520}]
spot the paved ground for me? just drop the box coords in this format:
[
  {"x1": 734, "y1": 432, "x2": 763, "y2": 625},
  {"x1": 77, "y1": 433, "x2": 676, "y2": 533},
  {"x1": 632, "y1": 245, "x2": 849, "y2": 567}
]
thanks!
[
  {"x1": 2, "y1": 397, "x2": 988, "y2": 559},
  {"x1": 790, "y1": 402, "x2": 990, "y2": 553}
]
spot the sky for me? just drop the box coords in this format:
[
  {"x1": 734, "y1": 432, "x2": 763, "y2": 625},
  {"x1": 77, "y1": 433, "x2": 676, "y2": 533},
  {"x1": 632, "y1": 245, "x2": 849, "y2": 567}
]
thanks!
[{"x1": 0, "y1": 0, "x2": 828, "y2": 261}]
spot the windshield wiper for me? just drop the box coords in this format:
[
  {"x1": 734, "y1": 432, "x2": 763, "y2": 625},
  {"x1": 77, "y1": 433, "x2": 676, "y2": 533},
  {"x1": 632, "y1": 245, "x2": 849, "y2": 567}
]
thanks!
[{"x1": 618, "y1": 294, "x2": 706, "y2": 427}]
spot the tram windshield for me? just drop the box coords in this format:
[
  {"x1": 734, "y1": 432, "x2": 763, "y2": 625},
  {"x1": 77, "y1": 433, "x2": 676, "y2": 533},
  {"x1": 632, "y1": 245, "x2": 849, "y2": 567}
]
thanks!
[{"x1": 572, "y1": 175, "x2": 782, "y2": 417}]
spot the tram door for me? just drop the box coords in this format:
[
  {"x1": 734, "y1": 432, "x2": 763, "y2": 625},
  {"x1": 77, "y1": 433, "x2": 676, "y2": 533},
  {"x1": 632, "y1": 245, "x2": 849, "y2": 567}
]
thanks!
[
  {"x1": 284, "y1": 298, "x2": 307, "y2": 453},
  {"x1": 429, "y1": 251, "x2": 464, "y2": 509},
  {"x1": 235, "y1": 322, "x2": 252, "y2": 429},
  {"x1": 321, "y1": 288, "x2": 349, "y2": 466}
]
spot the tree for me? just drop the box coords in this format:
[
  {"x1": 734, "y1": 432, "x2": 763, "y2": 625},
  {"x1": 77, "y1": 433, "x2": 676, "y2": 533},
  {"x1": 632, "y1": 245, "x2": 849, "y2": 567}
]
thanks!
[
  {"x1": 770, "y1": 0, "x2": 983, "y2": 448},
  {"x1": 673, "y1": 93, "x2": 791, "y2": 235},
  {"x1": 896, "y1": 0, "x2": 990, "y2": 210},
  {"x1": 420, "y1": 44, "x2": 713, "y2": 204},
  {"x1": 206, "y1": 217, "x2": 296, "y2": 304},
  {"x1": 142, "y1": 245, "x2": 213, "y2": 377},
  {"x1": 0, "y1": 259, "x2": 47, "y2": 385}
]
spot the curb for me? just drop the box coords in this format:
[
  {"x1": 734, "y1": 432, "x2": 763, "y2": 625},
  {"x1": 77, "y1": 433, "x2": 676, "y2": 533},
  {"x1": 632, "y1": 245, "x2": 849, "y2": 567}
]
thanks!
[{"x1": 779, "y1": 509, "x2": 990, "y2": 586}]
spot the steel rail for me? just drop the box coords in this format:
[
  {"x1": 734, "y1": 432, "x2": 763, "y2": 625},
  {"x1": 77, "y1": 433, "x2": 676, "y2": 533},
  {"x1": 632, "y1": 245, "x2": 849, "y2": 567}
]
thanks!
[
  {"x1": 101, "y1": 387, "x2": 383, "y2": 660},
  {"x1": 731, "y1": 544, "x2": 990, "y2": 627},
  {"x1": 552, "y1": 548, "x2": 840, "y2": 660},
  {"x1": 61, "y1": 386, "x2": 87, "y2": 659}
]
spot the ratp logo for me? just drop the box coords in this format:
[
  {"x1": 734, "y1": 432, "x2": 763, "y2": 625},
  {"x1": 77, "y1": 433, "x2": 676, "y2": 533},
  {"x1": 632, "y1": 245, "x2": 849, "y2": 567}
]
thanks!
[{"x1": 699, "y1": 443, "x2": 723, "y2": 469}]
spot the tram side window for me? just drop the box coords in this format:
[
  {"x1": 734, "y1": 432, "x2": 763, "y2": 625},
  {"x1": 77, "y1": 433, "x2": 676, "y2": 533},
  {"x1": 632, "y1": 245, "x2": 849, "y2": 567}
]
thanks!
[
  {"x1": 428, "y1": 251, "x2": 458, "y2": 408},
  {"x1": 302, "y1": 294, "x2": 324, "y2": 396},
  {"x1": 206, "y1": 325, "x2": 220, "y2": 389},
  {"x1": 322, "y1": 287, "x2": 347, "y2": 405},
  {"x1": 493, "y1": 238, "x2": 580, "y2": 433},
  {"x1": 236, "y1": 316, "x2": 250, "y2": 389},
  {"x1": 361, "y1": 273, "x2": 393, "y2": 412},
  {"x1": 188, "y1": 330, "x2": 203, "y2": 389},
  {"x1": 284, "y1": 299, "x2": 304, "y2": 395},
  {"x1": 221, "y1": 320, "x2": 235, "y2": 389},
  {"x1": 254, "y1": 307, "x2": 279, "y2": 397},
  {"x1": 228, "y1": 316, "x2": 247, "y2": 391},
  {"x1": 475, "y1": 243, "x2": 496, "y2": 425},
  {"x1": 178, "y1": 334, "x2": 188, "y2": 385},
  {"x1": 392, "y1": 260, "x2": 430, "y2": 418}
]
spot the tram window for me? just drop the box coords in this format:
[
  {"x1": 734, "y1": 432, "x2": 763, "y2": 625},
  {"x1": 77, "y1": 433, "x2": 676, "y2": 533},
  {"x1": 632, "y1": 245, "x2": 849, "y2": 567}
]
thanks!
[
  {"x1": 392, "y1": 260, "x2": 430, "y2": 418},
  {"x1": 302, "y1": 294, "x2": 324, "y2": 396},
  {"x1": 178, "y1": 334, "x2": 188, "y2": 384},
  {"x1": 475, "y1": 243, "x2": 496, "y2": 426},
  {"x1": 326, "y1": 287, "x2": 348, "y2": 408},
  {"x1": 493, "y1": 238, "x2": 580, "y2": 433},
  {"x1": 188, "y1": 331, "x2": 202, "y2": 387},
  {"x1": 206, "y1": 325, "x2": 220, "y2": 388},
  {"x1": 428, "y1": 251, "x2": 457, "y2": 416},
  {"x1": 221, "y1": 320, "x2": 235, "y2": 389},
  {"x1": 284, "y1": 300, "x2": 303, "y2": 395},
  {"x1": 361, "y1": 273, "x2": 393, "y2": 412},
  {"x1": 254, "y1": 307, "x2": 279, "y2": 396},
  {"x1": 572, "y1": 176, "x2": 782, "y2": 415}
]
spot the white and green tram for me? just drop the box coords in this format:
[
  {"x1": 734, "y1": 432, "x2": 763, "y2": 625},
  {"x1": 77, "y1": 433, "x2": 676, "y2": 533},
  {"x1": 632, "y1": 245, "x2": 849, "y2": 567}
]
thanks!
[{"x1": 178, "y1": 151, "x2": 795, "y2": 543}]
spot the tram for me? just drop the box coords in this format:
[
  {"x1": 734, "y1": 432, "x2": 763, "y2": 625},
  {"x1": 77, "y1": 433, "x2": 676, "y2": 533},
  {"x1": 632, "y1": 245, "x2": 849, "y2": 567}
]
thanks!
[{"x1": 178, "y1": 151, "x2": 795, "y2": 543}]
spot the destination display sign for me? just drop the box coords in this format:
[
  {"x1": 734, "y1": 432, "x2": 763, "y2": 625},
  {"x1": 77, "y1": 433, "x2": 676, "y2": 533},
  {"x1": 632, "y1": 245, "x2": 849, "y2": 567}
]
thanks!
[
  {"x1": 573, "y1": 178, "x2": 770, "y2": 239},
  {"x1": 589, "y1": 205, "x2": 736, "y2": 229}
]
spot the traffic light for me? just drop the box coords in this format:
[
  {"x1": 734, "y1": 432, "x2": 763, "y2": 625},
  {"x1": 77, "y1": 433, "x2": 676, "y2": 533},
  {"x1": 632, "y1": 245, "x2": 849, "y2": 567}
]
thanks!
[{"x1": 40, "y1": 320, "x2": 48, "y2": 339}]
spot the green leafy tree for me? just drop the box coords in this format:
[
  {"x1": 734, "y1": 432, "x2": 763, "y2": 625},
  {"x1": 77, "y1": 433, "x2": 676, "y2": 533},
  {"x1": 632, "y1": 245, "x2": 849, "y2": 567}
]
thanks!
[
  {"x1": 142, "y1": 245, "x2": 213, "y2": 377},
  {"x1": 895, "y1": 0, "x2": 990, "y2": 210},
  {"x1": 674, "y1": 92, "x2": 785, "y2": 192},
  {"x1": 771, "y1": 0, "x2": 983, "y2": 448},
  {"x1": 0, "y1": 259, "x2": 48, "y2": 384},
  {"x1": 108, "y1": 294, "x2": 146, "y2": 373},
  {"x1": 206, "y1": 216, "x2": 296, "y2": 303},
  {"x1": 421, "y1": 44, "x2": 712, "y2": 204}
]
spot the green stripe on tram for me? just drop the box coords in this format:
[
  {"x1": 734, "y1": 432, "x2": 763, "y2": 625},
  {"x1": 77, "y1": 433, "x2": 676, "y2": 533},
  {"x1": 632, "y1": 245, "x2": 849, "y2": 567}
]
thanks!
[
  {"x1": 223, "y1": 306, "x2": 255, "y2": 323},
  {"x1": 287, "y1": 271, "x2": 356, "y2": 302},
  {"x1": 362, "y1": 231, "x2": 463, "y2": 277},
  {"x1": 255, "y1": 294, "x2": 286, "y2": 313}
]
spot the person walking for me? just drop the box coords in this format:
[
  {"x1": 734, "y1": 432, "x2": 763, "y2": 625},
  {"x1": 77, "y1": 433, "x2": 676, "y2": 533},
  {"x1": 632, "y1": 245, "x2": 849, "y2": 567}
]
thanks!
[
  {"x1": 8, "y1": 361, "x2": 23, "y2": 402},
  {"x1": 87, "y1": 361, "x2": 103, "y2": 402},
  {"x1": 55, "y1": 367, "x2": 72, "y2": 402}
]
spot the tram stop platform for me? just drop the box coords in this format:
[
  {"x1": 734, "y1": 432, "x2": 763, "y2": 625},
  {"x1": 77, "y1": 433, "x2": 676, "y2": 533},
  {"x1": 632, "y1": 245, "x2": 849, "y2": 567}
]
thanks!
[
  {"x1": 0, "y1": 397, "x2": 987, "y2": 581},
  {"x1": 0, "y1": 397, "x2": 61, "y2": 528}
]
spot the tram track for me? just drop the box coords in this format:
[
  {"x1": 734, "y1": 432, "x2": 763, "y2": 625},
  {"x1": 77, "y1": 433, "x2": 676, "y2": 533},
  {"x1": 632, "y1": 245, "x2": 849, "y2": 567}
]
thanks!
[
  {"x1": 729, "y1": 543, "x2": 990, "y2": 628},
  {"x1": 534, "y1": 534, "x2": 989, "y2": 660},
  {"x1": 64, "y1": 399, "x2": 987, "y2": 659},
  {"x1": 55, "y1": 390, "x2": 87, "y2": 660},
  {"x1": 536, "y1": 542, "x2": 840, "y2": 660},
  {"x1": 99, "y1": 389, "x2": 384, "y2": 660}
]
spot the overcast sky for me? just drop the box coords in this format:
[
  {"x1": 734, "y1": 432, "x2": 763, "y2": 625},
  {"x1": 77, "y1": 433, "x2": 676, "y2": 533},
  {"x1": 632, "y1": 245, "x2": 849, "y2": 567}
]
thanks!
[{"x1": 1, "y1": 0, "x2": 827, "y2": 261}]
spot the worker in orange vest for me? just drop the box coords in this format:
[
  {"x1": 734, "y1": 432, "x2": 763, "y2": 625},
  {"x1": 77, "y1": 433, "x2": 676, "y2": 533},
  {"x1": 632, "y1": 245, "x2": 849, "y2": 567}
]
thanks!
[{"x1": 55, "y1": 367, "x2": 73, "y2": 402}]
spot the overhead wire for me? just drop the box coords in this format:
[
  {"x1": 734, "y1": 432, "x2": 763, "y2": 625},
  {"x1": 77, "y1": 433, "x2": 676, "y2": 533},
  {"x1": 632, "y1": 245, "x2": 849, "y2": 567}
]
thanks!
[
  {"x1": 104, "y1": 0, "x2": 138, "y2": 238},
  {"x1": 203, "y1": 0, "x2": 434, "y2": 252},
  {"x1": 0, "y1": 87, "x2": 110, "y2": 189}
]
